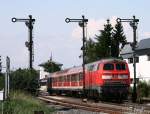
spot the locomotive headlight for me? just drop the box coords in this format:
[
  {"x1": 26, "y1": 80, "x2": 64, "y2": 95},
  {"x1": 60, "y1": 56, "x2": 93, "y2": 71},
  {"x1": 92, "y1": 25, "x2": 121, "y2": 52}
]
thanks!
[
  {"x1": 118, "y1": 75, "x2": 128, "y2": 79},
  {"x1": 102, "y1": 75, "x2": 112, "y2": 79}
]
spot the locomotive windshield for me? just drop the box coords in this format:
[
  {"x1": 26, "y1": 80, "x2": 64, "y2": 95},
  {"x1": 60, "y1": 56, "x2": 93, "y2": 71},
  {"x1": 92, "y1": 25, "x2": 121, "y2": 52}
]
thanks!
[
  {"x1": 103, "y1": 63, "x2": 126, "y2": 70},
  {"x1": 103, "y1": 63, "x2": 114, "y2": 70},
  {"x1": 116, "y1": 63, "x2": 126, "y2": 70}
]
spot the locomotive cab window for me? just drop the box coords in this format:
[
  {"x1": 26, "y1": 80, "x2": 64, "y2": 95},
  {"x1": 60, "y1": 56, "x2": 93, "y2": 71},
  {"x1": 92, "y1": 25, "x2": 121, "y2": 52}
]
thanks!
[
  {"x1": 103, "y1": 63, "x2": 114, "y2": 70},
  {"x1": 116, "y1": 63, "x2": 126, "y2": 70}
]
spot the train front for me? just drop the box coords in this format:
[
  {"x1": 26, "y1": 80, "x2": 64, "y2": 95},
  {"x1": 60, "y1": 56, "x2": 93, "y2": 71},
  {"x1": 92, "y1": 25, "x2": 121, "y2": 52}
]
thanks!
[{"x1": 100, "y1": 60, "x2": 130, "y2": 101}]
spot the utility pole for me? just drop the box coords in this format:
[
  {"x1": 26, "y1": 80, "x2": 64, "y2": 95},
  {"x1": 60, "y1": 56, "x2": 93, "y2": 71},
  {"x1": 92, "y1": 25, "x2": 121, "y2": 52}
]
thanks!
[
  {"x1": 65, "y1": 15, "x2": 88, "y2": 98},
  {"x1": 12, "y1": 15, "x2": 35, "y2": 69},
  {"x1": 117, "y1": 16, "x2": 139, "y2": 102},
  {"x1": 6, "y1": 56, "x2": 10, "y2": 98}
]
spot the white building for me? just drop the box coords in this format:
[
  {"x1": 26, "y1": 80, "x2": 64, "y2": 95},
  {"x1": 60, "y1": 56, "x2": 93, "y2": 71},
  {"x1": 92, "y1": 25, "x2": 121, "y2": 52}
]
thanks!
[
  {"x1": 39, "y1": 66, "x2": 49, "y2": 80},
  {"x1": 39, "y1": 66, "x2": 49, "y2": 91},
  {"x1": 120, "y1": 38, "x2": 150, "y2": 82}
]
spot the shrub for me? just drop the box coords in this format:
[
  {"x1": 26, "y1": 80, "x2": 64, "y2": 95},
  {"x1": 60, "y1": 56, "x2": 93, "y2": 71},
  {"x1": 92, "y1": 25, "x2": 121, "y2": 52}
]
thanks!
[
  {"x1": 10, "y1": 68, "x2": 39, "y2": 95},
  {"x1": 137, "y1": 81, "x2": 150, "y2": 98},
  {"x1": 0, "y1": 91, "x2": 54, "y2": 114}
]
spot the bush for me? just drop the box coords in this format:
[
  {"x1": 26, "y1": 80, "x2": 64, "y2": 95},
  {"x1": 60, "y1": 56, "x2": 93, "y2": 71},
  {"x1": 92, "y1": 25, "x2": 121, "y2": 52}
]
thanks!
[
  {"x1": 137, "y1": 81, "x2": 150, "y2": 98},
  {"x1": 10, "y1": 68, "x2": 39, "y2": 95},
  {"x1": 0, "y1": 91, "x2": 54, "y2": 114}
]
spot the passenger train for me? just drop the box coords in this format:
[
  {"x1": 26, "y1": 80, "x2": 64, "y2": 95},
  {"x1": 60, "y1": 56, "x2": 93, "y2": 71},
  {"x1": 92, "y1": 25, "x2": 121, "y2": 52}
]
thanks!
[{"x1": 47, "y1": 58, "x2": 130, "y2": 101}]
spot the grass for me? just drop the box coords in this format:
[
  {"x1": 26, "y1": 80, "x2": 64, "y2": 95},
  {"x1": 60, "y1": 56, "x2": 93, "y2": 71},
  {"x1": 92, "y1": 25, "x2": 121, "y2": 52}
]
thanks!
[{"x1": 0, "y1": 91, "x2": 55, "y2": 114}]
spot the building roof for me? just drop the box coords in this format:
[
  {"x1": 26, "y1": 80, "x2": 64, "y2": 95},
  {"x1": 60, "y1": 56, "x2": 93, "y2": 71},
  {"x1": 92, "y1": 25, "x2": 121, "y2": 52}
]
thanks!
[
  {"x1": 137, "y1": 38, "x2": 150, "y2": 50},
  {"x1": 120, "y1": 38, "x2": 150, "y2": 59}
]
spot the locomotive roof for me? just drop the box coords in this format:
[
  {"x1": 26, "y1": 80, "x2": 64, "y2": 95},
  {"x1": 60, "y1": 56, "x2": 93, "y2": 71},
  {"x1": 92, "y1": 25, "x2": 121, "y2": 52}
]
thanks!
[{"x1": 49, "y1": 58, "x2": 125, "y2": 77}]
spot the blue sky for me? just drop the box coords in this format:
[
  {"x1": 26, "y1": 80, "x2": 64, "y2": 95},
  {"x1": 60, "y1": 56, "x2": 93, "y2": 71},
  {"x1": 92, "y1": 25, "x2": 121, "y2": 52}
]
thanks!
[{"x1": 0, "y1": 0, "x2": 150, "y2": 70}]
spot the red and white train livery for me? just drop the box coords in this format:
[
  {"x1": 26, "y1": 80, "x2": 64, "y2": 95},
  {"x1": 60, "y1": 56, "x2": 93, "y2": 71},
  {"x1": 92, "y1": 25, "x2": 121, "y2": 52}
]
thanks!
[{"x1": 47, "y1": 58, "x2": 130, "y2": 101}]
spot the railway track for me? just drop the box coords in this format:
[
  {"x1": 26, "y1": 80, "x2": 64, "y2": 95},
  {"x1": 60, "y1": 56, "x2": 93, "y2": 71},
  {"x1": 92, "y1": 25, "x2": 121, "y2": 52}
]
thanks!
[
  {"x1": 38, "y1": 96, "x2": 133, "y2": 114},
  {"x1": 38, "y1": 91, "x2": 150, "y2": 114}
]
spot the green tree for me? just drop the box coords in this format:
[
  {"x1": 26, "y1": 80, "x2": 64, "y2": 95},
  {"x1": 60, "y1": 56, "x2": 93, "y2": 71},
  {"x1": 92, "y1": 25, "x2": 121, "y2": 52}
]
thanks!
[
  {"x1": 85, "y1": 38, "x2": 97, "y2": 63},
  {"x1": 85, "y1": 19, "x2": 127, "y2": 62},
  {"x1": 111, "y1": 22, "x2": 127, "y2": 57},
  {"x1": 95, "y1": 19, "x2": 113, "y2": 59},
  {"x1": 137, "y1": 81, "x2": 150, "y2": 97},
  {"x1": 10, "y1": 69, "x2": 39, "y2": 95},
  {"x1": 40, "y1": 60, "x2": 62, "y2": 73}
]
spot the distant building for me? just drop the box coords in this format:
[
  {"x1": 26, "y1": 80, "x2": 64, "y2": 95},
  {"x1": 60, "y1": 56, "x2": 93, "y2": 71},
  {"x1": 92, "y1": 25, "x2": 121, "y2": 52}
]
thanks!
[{"x1": 120, "y1": 38, "x2": 150, "y2": 82}]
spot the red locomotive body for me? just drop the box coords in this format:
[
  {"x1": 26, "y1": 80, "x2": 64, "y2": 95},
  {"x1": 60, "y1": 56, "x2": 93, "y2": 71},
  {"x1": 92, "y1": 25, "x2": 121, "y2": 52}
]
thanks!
[{"x1": 47, "y1": 58, "x2": 130, "y2": 101}]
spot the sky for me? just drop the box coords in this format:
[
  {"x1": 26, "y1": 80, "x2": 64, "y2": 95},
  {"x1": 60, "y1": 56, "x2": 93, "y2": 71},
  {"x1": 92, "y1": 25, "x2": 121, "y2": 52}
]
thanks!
[{"x1": 0, "y1": 0, "x2": 150, "y2": 70}]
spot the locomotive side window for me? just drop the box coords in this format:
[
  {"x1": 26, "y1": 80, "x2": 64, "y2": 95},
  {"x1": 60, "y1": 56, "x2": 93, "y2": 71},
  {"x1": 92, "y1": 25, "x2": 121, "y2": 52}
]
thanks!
[
  {"x1": 103, "y1": 63, "x2": 114, "y2": 70},
  {"x1": 87, "y1": 64, "x2": 95, "y2": 71},
  {"x1": 116, "y1": 63, "x2": 126, "y2": 70},
  {"x1": 87, "y1": 63, "x2": 98, "y2": 71}
]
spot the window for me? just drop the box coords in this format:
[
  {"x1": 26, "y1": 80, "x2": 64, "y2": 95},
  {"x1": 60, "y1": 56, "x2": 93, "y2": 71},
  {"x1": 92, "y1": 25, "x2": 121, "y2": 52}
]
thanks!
[
  {"x1": 147, "y1": 55, "x2": 150, "y2": 61},
  {"x1": 135, "y1": 57, "x2": 139, "y2": 63},
  {"x1": 87, "y1": 64, "x2": 95, "y2": 71},
  {"x1": 64, "y1": 76, "x2": 67, "y2": 82},
  {"x1": 67, "y1": 75, "x2": 70, "y2": 81},
  {"x1": 71, "y1": 74, "x2": 76, "y2": 81},
  {"x1": 103, "y1": 63, "x2": 114, "y2": 70},
  {"x1": 79, "y1": 73, "x2": 83, "y2": 81},
  {"x1": 128, "y1": 58, "x2": 133, "y2": 64},
  {"x1": 116, "y1": 63, "x2": 126, "y2": 70},
  {"x1": 128, "y1": 57, "x2": 139, "y2": 63}
]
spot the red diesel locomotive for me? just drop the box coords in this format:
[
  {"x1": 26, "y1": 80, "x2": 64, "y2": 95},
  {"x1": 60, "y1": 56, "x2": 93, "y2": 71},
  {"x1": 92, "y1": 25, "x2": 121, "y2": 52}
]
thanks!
[{"x1": 47, "y1": 58, "x2": 130, "y2": 101}]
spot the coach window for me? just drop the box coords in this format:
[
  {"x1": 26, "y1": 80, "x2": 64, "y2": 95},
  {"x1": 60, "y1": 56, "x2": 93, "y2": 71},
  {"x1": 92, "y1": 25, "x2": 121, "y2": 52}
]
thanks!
[
  {"x1": 61, "y1": 76, "x2": 64, "y2": 82},
  {"x1": 77, "y1": 73, "x2": 80, "y2": 81},
  {"x1": 72, "y1": 75, "x2": 74, "y2": 81},
  {"x1": 67, "y1": 75, "x2": 70, "y2": 81},
  {"x1": 59, "y1": 77, "x2": 61, "y2": 82},
  {"x1": 79, "y1": 73, "x2": 83, "y2": 81},
  {"x1": 73, "y1": 74, "x2": 77, "y2": 82},
  {"x1": 64, "y1": 76, "x2": 67, "y2": 82},
  {"x1": 55, "y1": 77, "x2": 57, "y2": 82},
  {"x1": 103, "y1": 63, "x2": 114, "y2": 70},
  {"x1": 75, "y1": 74, "x2": 79, "y2": 81}
]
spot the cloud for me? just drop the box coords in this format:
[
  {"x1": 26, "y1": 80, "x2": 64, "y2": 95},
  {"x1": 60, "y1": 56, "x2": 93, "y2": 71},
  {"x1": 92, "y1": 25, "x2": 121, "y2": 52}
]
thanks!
[
  {"x1": 71, "y1": 16, "x2": 119, "y2": 39},
  {"x1": 71, "y1": 16, "x2": 134, "y2": 42},
  {"x1": 71, "y1": 18, "x2": 105, "y2": 39}
]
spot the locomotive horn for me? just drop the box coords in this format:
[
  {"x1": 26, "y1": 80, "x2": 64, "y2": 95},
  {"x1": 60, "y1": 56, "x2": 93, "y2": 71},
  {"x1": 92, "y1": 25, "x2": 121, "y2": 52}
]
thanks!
[
  {"x1": 65, "y1": 18, "x2": 70, "y2": 23},
  {"x1": 12, "y1": 18, "x2": 17, "y2": 22}
]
